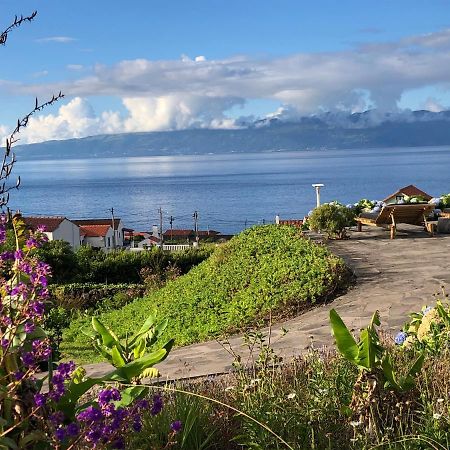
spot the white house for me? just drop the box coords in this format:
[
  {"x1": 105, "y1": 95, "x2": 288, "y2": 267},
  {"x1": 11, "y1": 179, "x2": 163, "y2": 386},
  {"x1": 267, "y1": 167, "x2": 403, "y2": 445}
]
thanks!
[
  {"x1": 79, "y1": 224, "x2": 115, "y2": 251},
  {"x1": 74, "y1": 218, "x2": 125, "y2": 247},
  {"x1": 22, "y1": 216, "x2": 81, "y2": 249}
]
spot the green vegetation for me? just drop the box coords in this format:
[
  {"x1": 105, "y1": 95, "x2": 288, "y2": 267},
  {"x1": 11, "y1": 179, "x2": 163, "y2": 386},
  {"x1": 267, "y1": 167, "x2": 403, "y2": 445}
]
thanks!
[
  {"x1": 38, "y1": 242, "x2": 213, "y2": 284},
  {"x1": 61, "y1": 225, "x2": 349, "y2": 363},
  {"x1": 308, "y1": 202, "x2": 356, "y2": 239},
  {"x1": 124, "y1": 297, "x2": 450, "y2": 449}
]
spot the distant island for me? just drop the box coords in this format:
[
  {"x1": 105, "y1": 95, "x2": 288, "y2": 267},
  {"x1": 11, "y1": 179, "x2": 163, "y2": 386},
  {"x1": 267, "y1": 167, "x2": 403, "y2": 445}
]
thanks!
[{"x1": 15, "y1": 109, "x2": 450, "y2": 160}]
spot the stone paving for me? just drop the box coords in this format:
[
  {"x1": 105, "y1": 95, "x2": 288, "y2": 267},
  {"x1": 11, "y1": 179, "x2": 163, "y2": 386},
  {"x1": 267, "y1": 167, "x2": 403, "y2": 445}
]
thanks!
[{"x1": 83, "y1": 225, "x2": 450, "y2": 380}]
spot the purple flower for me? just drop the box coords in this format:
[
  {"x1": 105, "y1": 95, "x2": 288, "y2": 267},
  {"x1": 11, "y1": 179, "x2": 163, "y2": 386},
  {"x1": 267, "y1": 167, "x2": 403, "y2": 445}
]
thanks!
[
  {"x1": 77, "y1": 406, "x2": 104, "y2": 423},
  {"x1": 25, "y1": 237, "x2": 38, "y2": 249},
  {"x1": 66, "y1": 422, "x2": 79, "y2": 437},
  {"x1": 49, "y1": 411, "x2": 65, "y2": 426},
  {"x1": 34, "y1": 393, "x2": 47, "y2": 407},
  {"x1": 30, "y1": 301, "x2": 45, "y2": 317},
  {"x1": 24, "y1": 322, "x2": 35, "y2": 334},
  {"x1": 150, "y1": 394, "x2": 163, "y2": 416},
  {"x1": 55, "y1": 427, "x2": 66, "y2": 442},
  {"x1": 14, "y1": 371, "x2": 24, "y2": 381},
  {"x1": 1, "y1": 339, "x2": 9, "y2": 349},
  {"x1": 395, "y1": 331, "x2": 408, "y2": 345},
  {"x1": 98, "y1": 388, "x2": 121, "y2": 406},
  {"x1": 21, "y1": 352, "x2": 35, "y2": 367},
  {"x1": 14, "y1": 249, "x2": 23, "y2": 260},
  {"x1": 170, "y1": 420, "x2": 182, "y2": 433},
  {"x1": 132, "y1": 418, "x2": 142, "y2": 432}
]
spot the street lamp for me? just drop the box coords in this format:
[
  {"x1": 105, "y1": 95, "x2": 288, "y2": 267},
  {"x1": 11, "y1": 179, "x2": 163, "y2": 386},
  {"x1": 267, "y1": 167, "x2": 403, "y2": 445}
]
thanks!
[{"x1": 312, "y1": 183, "x2": 324, "y2": 208}]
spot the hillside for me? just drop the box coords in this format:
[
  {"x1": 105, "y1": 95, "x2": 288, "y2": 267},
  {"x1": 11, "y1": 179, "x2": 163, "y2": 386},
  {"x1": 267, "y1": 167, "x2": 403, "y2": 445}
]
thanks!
[
  {"x1": 15, "y1": 110, "x2": 450, "y2": 160},
  {"x1": 60, "y1": 225, "x2": 349, "y2": 363}
]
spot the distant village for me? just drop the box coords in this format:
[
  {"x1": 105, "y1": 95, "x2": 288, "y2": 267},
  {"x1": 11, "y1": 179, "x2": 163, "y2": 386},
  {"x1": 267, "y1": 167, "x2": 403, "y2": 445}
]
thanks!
[{"x1": 19, "y1": 215, "x2": 233, "y2": 252}]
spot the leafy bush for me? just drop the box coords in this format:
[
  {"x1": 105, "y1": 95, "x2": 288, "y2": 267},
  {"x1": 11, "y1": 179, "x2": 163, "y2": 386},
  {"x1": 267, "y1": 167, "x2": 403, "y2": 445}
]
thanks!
[
  {"x1": 50, "y1": 282, "x2": 146, "y2": 310},
  {"x1": 41, "y1": 243, "x2": 213, "y2": 284},
  {"x1": 61, "y1": 225, "x2": 350, "y2": 363},
  {"x1": 308, "y1": 203, "x2": 356, "y2": 239}
]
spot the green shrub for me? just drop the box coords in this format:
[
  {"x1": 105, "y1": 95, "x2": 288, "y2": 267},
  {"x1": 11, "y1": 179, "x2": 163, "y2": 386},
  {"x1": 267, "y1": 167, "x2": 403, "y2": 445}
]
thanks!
[
  {"x1": 61, "y1": 225, "x2": 349, "y2": 363},
  {"x1": 308, "y1": 203, "x2": 356, "y2": 239},
  {"x1": 37, "y1": 239, "x2": 78, "y2": 283},
  {"x1": 49, "y1": 283, "x2": 145, "y2": 310}
]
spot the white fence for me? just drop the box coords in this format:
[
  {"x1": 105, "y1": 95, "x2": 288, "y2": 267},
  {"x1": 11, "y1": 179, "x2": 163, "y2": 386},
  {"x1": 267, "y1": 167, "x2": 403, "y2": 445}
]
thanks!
[{"x1": 162, "y1": 244, "x2": 191, "y2": 252}]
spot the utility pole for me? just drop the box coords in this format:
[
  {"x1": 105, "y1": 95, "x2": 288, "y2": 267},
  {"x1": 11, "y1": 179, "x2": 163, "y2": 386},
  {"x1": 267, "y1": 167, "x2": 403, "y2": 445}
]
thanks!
[
  {"x1": 169, "y1": 215, "x2": 174, "y2": 241},
  {"x1": 159, "y1": 207, "x2": 164, "y2": 246},
  {"x1": 193, "y1": 210, "x2": 199, "y2": 243},
  {"x1": 110, "y1": 207, "x2": 116, "y2": 249}
]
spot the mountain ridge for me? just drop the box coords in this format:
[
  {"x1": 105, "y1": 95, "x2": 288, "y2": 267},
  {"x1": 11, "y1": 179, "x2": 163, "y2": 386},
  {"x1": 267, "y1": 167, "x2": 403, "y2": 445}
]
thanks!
[{"x1": 14, "y1": 109, "x2": 450, "y2": 160}]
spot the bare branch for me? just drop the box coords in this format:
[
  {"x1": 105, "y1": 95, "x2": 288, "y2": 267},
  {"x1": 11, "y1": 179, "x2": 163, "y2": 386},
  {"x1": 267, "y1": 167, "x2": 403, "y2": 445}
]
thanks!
[
  {"x1": 0, "y1": 93, "x2": 64, "y2": 207},
  {"x1": 0, "y1": 11, "x2": 37, "y2": 45}
]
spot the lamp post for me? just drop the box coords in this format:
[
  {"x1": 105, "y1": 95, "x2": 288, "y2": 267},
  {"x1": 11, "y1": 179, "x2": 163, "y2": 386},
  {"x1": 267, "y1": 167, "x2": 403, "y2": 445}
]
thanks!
[{"x1": 312, "y1": 184, "x2": 324, "y2": 208}]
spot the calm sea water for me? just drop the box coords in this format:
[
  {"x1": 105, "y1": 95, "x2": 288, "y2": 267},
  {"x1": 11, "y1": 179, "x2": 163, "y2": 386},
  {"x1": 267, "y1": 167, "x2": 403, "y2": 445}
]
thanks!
[{"x1": 9, "y1": 146, "x2": 450, "y2": 234}]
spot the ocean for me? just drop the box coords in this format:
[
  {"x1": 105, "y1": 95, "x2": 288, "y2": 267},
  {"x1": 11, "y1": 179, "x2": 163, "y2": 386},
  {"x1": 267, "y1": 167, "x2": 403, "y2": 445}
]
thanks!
[{"x1": 9, "y1": 146, "x2": 450, "y2": 234}]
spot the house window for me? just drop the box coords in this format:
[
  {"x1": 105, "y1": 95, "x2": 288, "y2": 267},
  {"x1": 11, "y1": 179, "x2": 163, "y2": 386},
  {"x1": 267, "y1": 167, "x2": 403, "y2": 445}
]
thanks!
[{"x1": 107, "y1": 237, "x2": 111, "y2": 247}]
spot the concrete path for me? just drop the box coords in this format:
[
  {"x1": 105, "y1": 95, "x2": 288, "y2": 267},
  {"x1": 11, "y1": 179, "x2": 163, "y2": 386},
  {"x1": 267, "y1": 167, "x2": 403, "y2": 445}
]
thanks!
[{"x1": 83, "y1": 226, "x2": 450, "y2": 380}]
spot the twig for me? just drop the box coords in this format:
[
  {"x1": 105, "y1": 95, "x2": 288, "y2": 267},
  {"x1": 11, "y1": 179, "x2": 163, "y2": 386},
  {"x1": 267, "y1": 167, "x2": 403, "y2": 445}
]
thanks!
[{"x1": 0, "y1": 11, "x2": 37, "y2": 46}]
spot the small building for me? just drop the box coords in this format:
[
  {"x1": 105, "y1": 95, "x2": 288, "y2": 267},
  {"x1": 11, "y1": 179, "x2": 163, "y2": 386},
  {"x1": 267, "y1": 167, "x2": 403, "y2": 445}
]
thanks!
[
  {"x1": 163, "y1": 229, "x2": 221, "y2": 243},
  {"x1": 22, "y1": 216, "x2": 81, "y2": 249},
  {"x1": 384, "y1": 185, "x2": 432, "y2": 205},
  {"x1": 79, "y1": 224, "x2": 115, "y2": 251},
  {"x1": 137, "y1": 236, "x2": 161, "y2": 248},
  {"x1": 73, "y1": 218, "x2": 125, "y2": 247},
  {"x1": 163, "y1": 229, "x2": 195, "y2": 242}
]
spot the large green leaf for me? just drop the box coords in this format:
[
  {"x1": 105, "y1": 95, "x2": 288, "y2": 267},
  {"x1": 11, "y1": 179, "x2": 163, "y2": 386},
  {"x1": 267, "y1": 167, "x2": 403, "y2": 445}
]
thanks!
[
  {"x1": 92, "y1": 317, "x2": 121, "y2": 349},
  {"x1": 329, "y1": 309, "x2": 358, "y2": 363},
  {"x1": 111, "y1": 345, "x2": 126, "y2": 367},
  {"x1": 381, "y1": 355, "x2": 400, "y2": 391},
  {"x1": 115, "y1": 386, "x2": 148, "y2": 408},
  {"x1": 106, "y1": 339, "x2": 174, "y2": 382}
]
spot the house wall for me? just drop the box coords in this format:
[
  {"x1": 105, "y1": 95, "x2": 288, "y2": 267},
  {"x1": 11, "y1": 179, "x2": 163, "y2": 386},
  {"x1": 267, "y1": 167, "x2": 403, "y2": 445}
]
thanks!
[
  {"x1": 114, "y1": 219, "x2": 124, "y2": 247},
  {"x1": 46, "y1": 219, "x2": 81, "y2": 249},
  {"x1": 82, "y1": 227, "x2": 115, "y2": 251}
]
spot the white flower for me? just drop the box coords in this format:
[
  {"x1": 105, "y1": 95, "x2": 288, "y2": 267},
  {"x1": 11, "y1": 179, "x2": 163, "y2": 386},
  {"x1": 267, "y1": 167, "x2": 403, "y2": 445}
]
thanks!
[
  {"x1": 433, "y1": 413, "x2": 442, "y2": 420},
  {"x1": 287, "y1": 393, "x2": 296, "y2": 399}
]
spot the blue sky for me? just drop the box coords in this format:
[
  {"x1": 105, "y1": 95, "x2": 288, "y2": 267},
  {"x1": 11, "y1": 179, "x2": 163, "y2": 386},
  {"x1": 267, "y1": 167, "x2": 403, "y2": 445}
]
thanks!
[{"x1": 1, "y1": 0, "x2": 450, "y2": 143}]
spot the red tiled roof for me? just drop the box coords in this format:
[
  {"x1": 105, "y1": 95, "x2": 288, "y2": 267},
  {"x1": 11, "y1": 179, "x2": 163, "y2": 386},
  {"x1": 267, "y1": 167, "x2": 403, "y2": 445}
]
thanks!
[
  {"x1": 279, "y1": 219, "x2": 303, "y2": 228},
  {"x1": 73, "y1": 218, "x2": 122, "y2": 230},
  {"x1": 384, "y1": 185, "x2": 432, "y2": 202},
  {"x1": 197, "y1": 230, "x2": 220, "y2": 236},
  {"x1": 163, "y1": 229, "x2": 194, "y2": 237},
  {"x1": 22, "y1": 216, "x2": 66, "y2": 232},
  {"x1": 79, "y1": 224, "x2": 111, "y2": 238}
]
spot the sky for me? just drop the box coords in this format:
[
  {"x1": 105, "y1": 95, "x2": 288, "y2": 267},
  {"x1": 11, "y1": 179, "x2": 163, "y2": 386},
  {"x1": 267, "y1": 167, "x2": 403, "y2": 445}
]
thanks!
[{"x1": 1, "y1": 0, "x2": 450, "y2": 144}]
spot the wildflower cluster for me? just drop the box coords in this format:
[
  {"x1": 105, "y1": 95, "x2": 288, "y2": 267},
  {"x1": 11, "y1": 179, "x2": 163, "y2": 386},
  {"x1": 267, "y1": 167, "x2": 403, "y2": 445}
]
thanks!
[{"x1": 395, "y1": 294, "x2": 450, "y2": 354}]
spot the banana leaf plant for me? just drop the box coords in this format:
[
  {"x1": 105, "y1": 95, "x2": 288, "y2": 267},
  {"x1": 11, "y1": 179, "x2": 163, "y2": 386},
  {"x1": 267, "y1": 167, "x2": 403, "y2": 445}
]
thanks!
[
  {"x1": 55, "y1": 314, "x2": 174, "y2": 421},
  {"x1": 330, "y1": 309, "x2": 424, "y2": 392},
  {"x1": 82, "y1": 313, "x2": 173, "y2": 382}
]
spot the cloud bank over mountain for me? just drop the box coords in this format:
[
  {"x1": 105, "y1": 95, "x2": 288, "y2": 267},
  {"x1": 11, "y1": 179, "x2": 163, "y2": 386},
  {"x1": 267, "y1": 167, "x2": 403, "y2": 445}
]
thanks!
[{"x1": 4, "y1": 28, "x2": 450, "y2": 143}]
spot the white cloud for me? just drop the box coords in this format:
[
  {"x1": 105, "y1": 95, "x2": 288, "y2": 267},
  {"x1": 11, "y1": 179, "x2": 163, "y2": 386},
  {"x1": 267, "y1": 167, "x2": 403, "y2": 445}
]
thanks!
[
  {"x1": 4, "y1": 28, "x2": 450, "y2": 142},
  {"x1": 15, "y1": 28, "x2": 450, "y2": 117},
  {"x1": 6, "y1": 95, "x2": 244, "y2": 144},
  {"x1": 66, "y1": 64, "x2": 84, "y2": 71},
  {"x1": 423, "y1": 97, "x2": 446, "y2": 112},
  {"x1": 36, "y1": 36, "x2": 77, "y2": 43}
]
